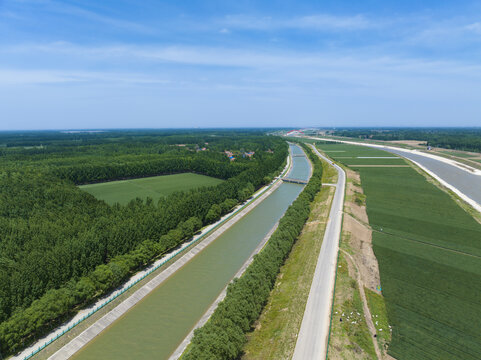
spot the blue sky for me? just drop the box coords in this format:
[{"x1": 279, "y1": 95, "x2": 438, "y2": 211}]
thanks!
[{"x1": 1, "y1": 0, "x2": 481, "y2": 129}]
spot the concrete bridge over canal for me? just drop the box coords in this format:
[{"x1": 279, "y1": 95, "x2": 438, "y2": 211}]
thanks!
[{"x1": 282, "y1": 177, "x2": 308, "y2": 185}]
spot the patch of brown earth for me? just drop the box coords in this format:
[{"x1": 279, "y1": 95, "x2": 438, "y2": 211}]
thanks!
[
  {"x1": 350, "y1": 165, "x2": 410, "y2": 168},
  {"x1": 342, "y1": 249, "x2": 383, "y2": 359},
  {"x1": 343, "y1": 214, "x2": 380, "y2": 292},
  {"x1": 388, "y1": 140, "x2": 426, "y2": 148},
  {"x1": 344, "y1": 169, "x2": 368, "y2": 224},
  {"x1": 344, "y1": 169, "x2": 380, "y2": 294},
  {"x1": 344, "y1": 168, "x2": 400, "y2": 360}
]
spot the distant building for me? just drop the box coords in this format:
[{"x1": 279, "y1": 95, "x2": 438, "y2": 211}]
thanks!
[
  {"x1": 286, "y1": 130, "x2": 304, "y2": 136},
  {"x1": 224, "y1": 150, "x2": 235, "y2": 161}
]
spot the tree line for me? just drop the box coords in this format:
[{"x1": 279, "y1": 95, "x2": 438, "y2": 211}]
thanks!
[
  {"x1": 331, "y1": 128, "x2": 481, "y2": 153},
  {"x1": 0, "y1": 131, "x2": 287, "y2": 356},
  {"x1": 182, "y1": 143, "x2": 323, "y2": 360}
]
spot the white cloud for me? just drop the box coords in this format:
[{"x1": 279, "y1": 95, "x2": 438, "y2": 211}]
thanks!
[
  {"x1": 5, "y1": 0, "x2": 153, "y2": 34},
  {"x1": 0, "y1": 68, "x2": 170, "y2": 85},
  {"x1": 287, "y1": 14, "x2": 370, "y2": 30},
  {"x1": 219, "y1": 28, "x2": 230, "y2": 34},
  {"x1": 2, "y1": 42, "x2": 481, "y2": 95},
  {"x1": 220, "y1": 13, "x2": 372, "y2": 31},
  {"x1": 465, "y1": 22, "x2": 481, "y2": 34}
]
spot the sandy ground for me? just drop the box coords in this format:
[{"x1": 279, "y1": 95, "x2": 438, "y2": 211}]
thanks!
[
  {"x1": 342, "y1": 168, "x2": 398, "y2": 360},
  {"x1": 388, "y1": 140, "x2": 426, "y2": 148},
  {"x1": 343, "y1": 169, "x2": 380, "y2": 293},
  {"x1": 292, "y1": 145, "x2": 345, "y2": 360},
  {"x1": 350, "y1": 165, "x2": 410, "y2": 168},
  {"x1": 385, "y1": 140, "x2": 481, "y2": 169},
  {"x1": 342, "y1": 249, "x2": 382, "y2": 359}
]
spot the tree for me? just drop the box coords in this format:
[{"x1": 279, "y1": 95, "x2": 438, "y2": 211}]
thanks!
[{"x1": 205, "y1": 204, "x2": 222, "y2": 223}]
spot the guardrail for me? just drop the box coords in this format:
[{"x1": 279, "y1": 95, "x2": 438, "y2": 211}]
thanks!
[{"x1": 20, "y1": 151, "x2": 295, "y2": 360}]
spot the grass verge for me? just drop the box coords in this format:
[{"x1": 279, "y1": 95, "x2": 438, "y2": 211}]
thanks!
[
  {"x1": 328, "y1": 253, "x2": 376, "y2": 359},
  {"x1": 365, "y1": 288, "x2": 390, "y2": 355},
  {"x1": 241, "y1": 166, "x2": 334, "y2": 359},
  {"x1": 318, "y1": 142, "x2": 481, "y2": 360}
]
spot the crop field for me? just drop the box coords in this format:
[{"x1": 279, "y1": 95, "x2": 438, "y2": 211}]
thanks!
[
  {"x1": 79, "y1": 173, "x2": 224, "y2": 205},
  {"x1": 318, "y1": 143, "x2": 406, "y2": 166},
  {"x1": 317, "y1": 142, "x2": 481, "y2": 360}
]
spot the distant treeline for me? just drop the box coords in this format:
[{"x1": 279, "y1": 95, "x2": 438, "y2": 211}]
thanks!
[
  {"x1": 183, "y1": 143, "x2": 323, "y2": 360},
  {"x1": 0, "y1": 131, "x2": 287, "y2": 356},
  {"x1": 331, "y1": 128, "x2": 481, "y2": 153}
]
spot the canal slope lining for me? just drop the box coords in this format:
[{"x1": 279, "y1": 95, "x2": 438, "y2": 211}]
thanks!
[
  {"x1": 168, "y1": 223, "x2": 279, "y2": 360},
  {"x1": 169, "y1": 144, "x2": 313, "y2": 360},
  {"x1": 304, "y1": 136, "x2": 481, "y2": 214},
  {"x1": 16, "y1": 151, "x2": 292, "y2": 360},
  {"x1": 46, "y1": 145, "x2": 298, "y2": 360}
]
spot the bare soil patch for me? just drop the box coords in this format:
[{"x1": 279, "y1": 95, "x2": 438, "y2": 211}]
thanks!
[
  {"x1": 388, "y1": 140, "x2": 426, "y2": 148},
  {"x1": 351, "y1": 165, "x2": 410, "y2": 168},
  {"x1": 343, "y1": 214, "x2": 379, "y2": 292},
  {"x1": 343, "y1": 171, "x2": 380, "y2": 292}
]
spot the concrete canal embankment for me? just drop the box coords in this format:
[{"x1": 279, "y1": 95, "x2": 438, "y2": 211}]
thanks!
[{"x1": 49, "y1": 144, "x2": 311, "y2": 360}]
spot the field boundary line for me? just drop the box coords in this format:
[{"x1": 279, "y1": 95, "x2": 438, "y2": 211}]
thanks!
[
  {"x1": 16, "y1": 149, "x2": 294, "y2": 360},
  {"x1": 340, "y1": 249, "x2": 383, "y2": 359},
  {"x1": 292, "y1": 144, "x2": 346, "y2": 360},
  {"x1": 305, "y1": 136, "x2": 481, "y2": 213},
  {"x1": 320, "y1": 148, "x2": 346, "y2": 360},
  {"x1": 372, "y1": 228, "x2": 481, "y2": 259},
  {"x1": 47, "y1": 162, "x2": 292, "y2": 360}
]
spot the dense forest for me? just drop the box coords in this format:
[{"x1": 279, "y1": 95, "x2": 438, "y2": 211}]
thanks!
[
  {"x1": 183, "y1": 143, "x2": 323, "y2": 360},
  {"x1": 0, "y1": 130, "x2": 287, "y2": 356},
  {"x1": 330, "y1": 128, "x2": 481, "y2": 152}
]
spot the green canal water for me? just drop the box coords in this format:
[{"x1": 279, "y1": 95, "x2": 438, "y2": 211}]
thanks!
[
  {"x1": 288, "y1": 143, "x2": 311, "y2": 180},
  {"x1": 73, "y1": 145, "x2": 310, "y2": 360}
]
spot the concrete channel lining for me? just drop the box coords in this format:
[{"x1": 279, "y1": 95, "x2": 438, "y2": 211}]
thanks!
[
  {"x1": 306, "y1": 136, "x2": 481, "y2": 213},
  {"x1": 48, "y1": 145, "x2": 303, "y2": 360},
  {"x1": 19, "y1": 152, "x2": 294, "y2": 360},
  {"x1": 168, "y1": 222, "x2": 280, "y2": 360},
  {"x1": 170, "y1": 143, "x2": 314, "y2": 359},
  {"x1": 15, "y1": 153, "x2": 292, "y2": 360}
]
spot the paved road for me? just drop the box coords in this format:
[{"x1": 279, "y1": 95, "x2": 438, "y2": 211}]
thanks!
[
  {"x1": 382, "y1": 147, "x2": 481, "y2": 207},
  {"x1": 169, "y1": 144, "x2": 313, "y2": 360},
  {"x1": 292, "y1": 144, "x2": 345, "y2": 360},
  {"x1": 306, "y1": 136, "x2": 481, "y2": 213},
  {"x1": 28, "y1": 156, "x2": 296, "y2": 360}
]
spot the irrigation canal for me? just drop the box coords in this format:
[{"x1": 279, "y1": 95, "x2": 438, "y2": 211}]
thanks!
[
  {"x1": 307, "y1": 136, "x2": 481, "y2": 209},
  {"x1": 383, "y1": 147, "x2": 481, "y2": 207},
  {"x1": 70, "y1": 144, "x2": 311, "y2": 360}
]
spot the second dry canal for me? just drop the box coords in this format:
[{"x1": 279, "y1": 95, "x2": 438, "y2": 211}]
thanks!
[{"x1": 72, "y1": 144, "x2": 311, "y2": 360}]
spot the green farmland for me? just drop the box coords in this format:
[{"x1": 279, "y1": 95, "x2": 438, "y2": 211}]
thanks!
[
  {"x1": 80, "y1": 173, "x2": 224, "y2": 205},
  {"x1": 317, "y1": 143, "x2": 481, "y2": 360}
]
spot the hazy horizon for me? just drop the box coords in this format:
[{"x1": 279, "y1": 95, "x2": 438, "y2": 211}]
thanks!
[
  {"x1": 2, "y1": 126, "x2": 481, "y2": 133},
  {"x1": 2, "y1": 0, "x2": 481, "y2": 130}
]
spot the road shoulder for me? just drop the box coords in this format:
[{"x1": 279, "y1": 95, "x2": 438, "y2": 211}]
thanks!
[{"x1": 241, "y1": 182, "x2": 335, "y2": 359}]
